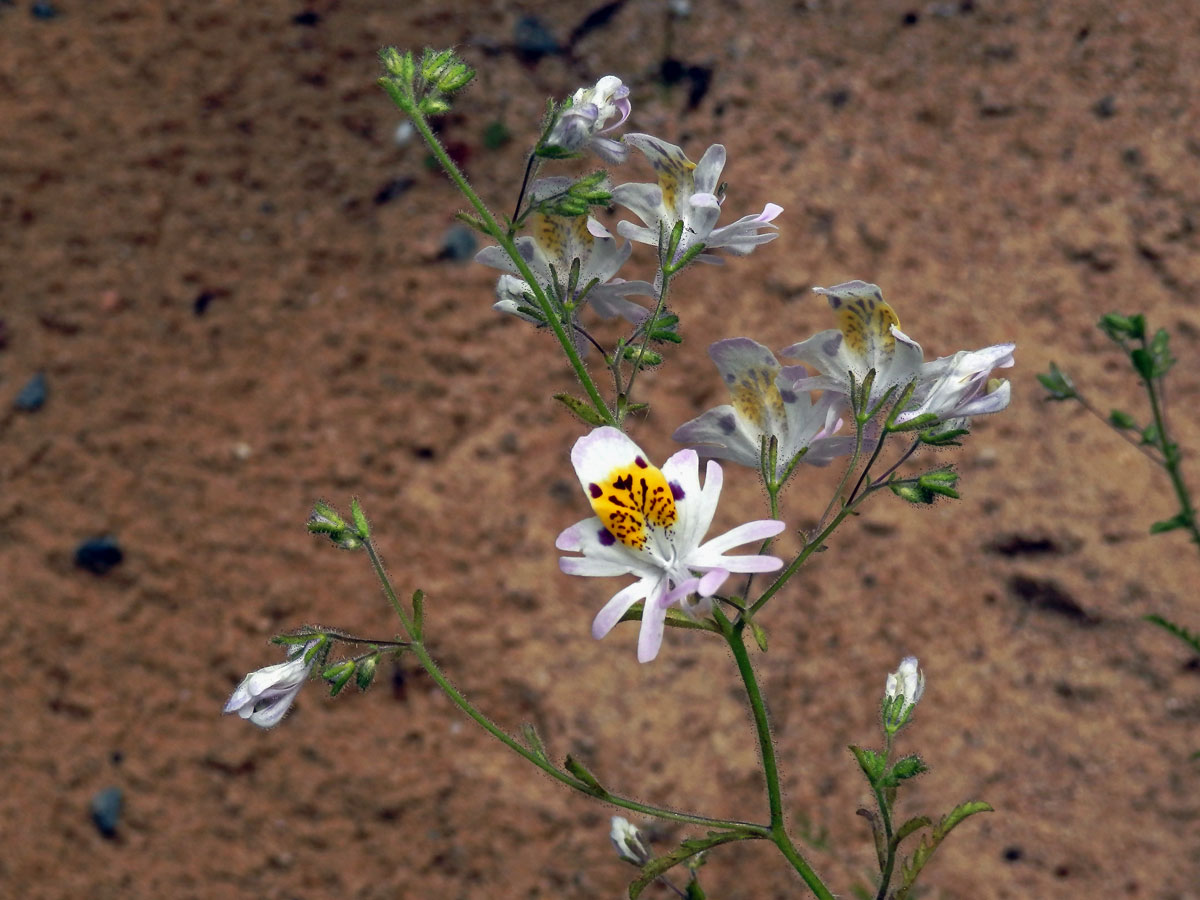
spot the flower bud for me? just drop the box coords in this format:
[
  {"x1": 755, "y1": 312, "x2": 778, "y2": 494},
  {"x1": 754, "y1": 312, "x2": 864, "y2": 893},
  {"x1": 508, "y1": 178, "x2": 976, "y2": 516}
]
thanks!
[{"x1": 883, "y1": 656, "x2": 924, "y2": 732}]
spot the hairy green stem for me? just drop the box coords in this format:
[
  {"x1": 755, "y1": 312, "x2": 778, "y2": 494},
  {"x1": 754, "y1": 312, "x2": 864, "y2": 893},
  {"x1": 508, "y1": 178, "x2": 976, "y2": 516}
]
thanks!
[
  {"x1": 715, "y1": 608, "x2": 835, "y2": 900},
  {"x1": 364, "y1": 537, "x2": 767, "y2": 835},
  {"x1": 382, "y1": 80, "x2": 615, "y2": 426}
]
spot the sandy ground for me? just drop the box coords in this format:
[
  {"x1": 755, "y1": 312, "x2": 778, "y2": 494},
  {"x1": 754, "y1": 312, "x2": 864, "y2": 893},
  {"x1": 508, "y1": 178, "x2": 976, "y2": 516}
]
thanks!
[{"x1": 1, "y1": 1, "x2": 1198, "y2": 898}]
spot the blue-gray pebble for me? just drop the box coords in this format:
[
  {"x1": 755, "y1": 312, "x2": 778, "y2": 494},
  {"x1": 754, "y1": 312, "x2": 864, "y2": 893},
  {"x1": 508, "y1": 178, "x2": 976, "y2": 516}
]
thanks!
[{"x1": 91, "y1": 787, "x2": 122, "y2": 838}]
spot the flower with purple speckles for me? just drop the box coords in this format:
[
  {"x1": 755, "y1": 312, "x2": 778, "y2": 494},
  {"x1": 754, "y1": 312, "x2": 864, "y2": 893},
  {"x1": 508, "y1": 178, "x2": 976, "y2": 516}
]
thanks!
[
  {"x1": 782, "y1": 281, "x2": 1015, "y2": 431},
  {"x1": 780, "y1": 281, "x2": 925, "y2": 410},
  {"x1": 672, "y1": 337, "x2": 853, "y2": 479},
  {"x1": 557, "y1": 427, "x2": 785, "y2": 662},
  {"x1": 612, "y1": 134, "x2": 782, "y2": 266},
  {"x1": 542, "y1": 75, "x2": 632, "y2": 164}
]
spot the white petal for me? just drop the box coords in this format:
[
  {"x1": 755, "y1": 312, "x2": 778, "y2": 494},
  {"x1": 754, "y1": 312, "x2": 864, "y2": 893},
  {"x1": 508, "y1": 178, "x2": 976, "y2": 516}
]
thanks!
[
  {"x1": 636, "y1": 579, "x2": 672, "y2": 663},
  {"x1": 569, "y1": 427, "x2": 647, "y2": 493},
  {"x1": 592, "y1": 577, "x2": 656, "y2": 639},
  {"x1": 691, "y1": 519, "x2": 785, "y2": 558},
  {"x1": 692, "y1": 144, "x2": 727, "y2": 194}
]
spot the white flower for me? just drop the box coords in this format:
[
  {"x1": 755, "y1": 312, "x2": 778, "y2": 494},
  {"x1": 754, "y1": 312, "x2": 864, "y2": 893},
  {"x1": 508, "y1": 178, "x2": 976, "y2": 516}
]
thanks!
[
  {"x1": 223, "y1": 641, "x2": 320, "y2": 728},
  {"x1": 609, "y1": 816, "x2": 650, "y2": 865},
  {"x1": 476, "y1": 182, "x2": 653, "y2": 327},
  {"x1": 612, "y1": 134, "x2": 782, "y2": 266},
  {"x1": 672, "y1": 337, "x2": 852, "y2": 478},
  {"x1": 782, "y1": 282, "x2": 1016, "y2": 435},
  {"x1": 780, "y1": 281, "x2": 925, "y2": 410},
  {"x1": 557, "y1": 427, "x2": 785, "y2": 662},
  {"x1": 543, "y1": 75, "x2": 632, "y2": 163},
  {"x1": 884, "y1": 656, "x2": 925, "y2": 729},
  {"x1": 894, "y1": 343, "x2": 1015, "y2": 432}
]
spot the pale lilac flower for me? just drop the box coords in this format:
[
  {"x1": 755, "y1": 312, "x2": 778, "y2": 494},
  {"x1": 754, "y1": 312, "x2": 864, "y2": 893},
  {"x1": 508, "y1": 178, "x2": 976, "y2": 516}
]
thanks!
[
  {"x1": 543, "y1": 75, "x2": 632, "y2": 163},
  {"x1": 672, "y1": 338, "x2": 852, "y2": 478},
  {"x1": 476, "y1": 181, "x2": 652, "y2": 326},
  {"x1": 612, "y1": 134, "x2": 782, "y2": 266},
  {"x1": 223, "y1": 641, "x2": 320, "y2": 729},
  {"x1": 894, "y1": 343, "x2": 1015, "y2": 432},
  {"x1": 781, "y1": 281, "x2": 925, "y2": 409},
  {"x1": 610, "y1": 817, "x2": 650, "y2": 865},
  {"x1": 557, "y1": 427, "x2": 784, "y2": 663}
]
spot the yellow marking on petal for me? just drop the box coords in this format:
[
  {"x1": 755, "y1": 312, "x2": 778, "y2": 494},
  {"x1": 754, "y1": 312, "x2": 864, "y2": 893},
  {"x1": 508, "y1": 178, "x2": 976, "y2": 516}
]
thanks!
[
  {"x1": 569, "y1": 214, "x2": 594, "y2": 253},
  {"x1": 586, "y1": 456, "x2": 677, "y2": 552},
  {"x1": 532, "y1": 213, "x2": 565, "y2": 260},
  {"x1": 838, "y1": 295, "x2": 900, "y2": 358},
  {"x1": 730, "y1": 368, "x2": 784, "y2": 431}
]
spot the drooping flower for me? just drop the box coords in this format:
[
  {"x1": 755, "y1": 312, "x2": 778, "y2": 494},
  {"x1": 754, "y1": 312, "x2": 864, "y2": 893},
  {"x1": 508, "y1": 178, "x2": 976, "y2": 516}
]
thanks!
[
  {"x1": 557, "y1": 427, "x2": 784, "y2": 662},
  {"x1": 542, "y1": 76, "x2": 632, "y2": 164},
  {"x1": 672, "y1": 337, "x2": 852, "y2": 478},
  {"x1": 476, "y1": 182, "x2": 653, "y2": 327},
  {"x1": 611, "y1": 134, "x2": 782, "y2": 266},
  {"x1": 223, "y1": 640, "x2": 320, "y2": 729},
  {"x1": 610, "y1": 817, "x2": 651, "y2": 865},
  {"x1": 883, "y1": 656, "x2": 925, "y2": 730},
  {"x1": 894, "y1": 343, "x2": 1015, "y2": 432},
  {"x1": 780, "y1": 281, "x2": 925, "y2": 410}
]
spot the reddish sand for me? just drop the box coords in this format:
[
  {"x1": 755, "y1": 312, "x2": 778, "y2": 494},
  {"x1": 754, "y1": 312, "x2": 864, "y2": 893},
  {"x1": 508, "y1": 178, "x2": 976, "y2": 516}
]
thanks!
[{"x1": 2, "y1": 1, "x2": 1197, "y2": 898}]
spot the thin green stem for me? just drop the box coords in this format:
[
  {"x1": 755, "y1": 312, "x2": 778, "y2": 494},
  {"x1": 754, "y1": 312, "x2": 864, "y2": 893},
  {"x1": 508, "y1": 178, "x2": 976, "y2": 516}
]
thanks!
[
  {"x1": 1142, "y1": 367, "x2": 1200, "y2": 550},
  {"x1": 621, "y1": 257, "x2": 677, "y2": 419},
  {"x1": 746, "y1": 487, "x2": 876, "y2": 620},
  {"x1": 363, "y1": 537, "x2": 766, "y2": 835},
  {"x1": 715, "y1": 608, "x2": 835, "y2": 900},
  {"x1": 385, "y1": 82, "x2": 615, "y2": 426},
  {"x1": 872, "y1": 737, "x2": 896, "y2": 900}
]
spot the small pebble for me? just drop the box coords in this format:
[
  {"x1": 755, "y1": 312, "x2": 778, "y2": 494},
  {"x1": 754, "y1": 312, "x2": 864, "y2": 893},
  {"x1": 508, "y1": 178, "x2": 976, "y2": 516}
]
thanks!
[
  {"x1": 438, "y1": 225, "x2": 477, "y2": 262},
  {"x1": 14, "y1": 372, "x2": 46, "y2": 411},
  {"x1": 31, "y1": 1, "x2": 57, "y2": 19},
  {"x1": 90, "y1": 786, "x2": 123, "y2": 838},
  {"x1": 291, "y1": 10, "x2": 319, "y2": 26},
  {"x1": 75, "y1": 536, "x2": 124, "y2": 576},
  {"x1": 513, "y1": 15, "x2": 560, "y2": 60}
]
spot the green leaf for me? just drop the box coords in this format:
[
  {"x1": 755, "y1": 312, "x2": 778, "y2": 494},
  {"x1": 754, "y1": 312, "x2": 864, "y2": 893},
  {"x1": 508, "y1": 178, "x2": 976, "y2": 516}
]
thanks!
[
  {"x1": 1131, "y1": 347, "x2": 1156, "y2": 381},
  {"x1": 1149, "y1": 512, "x2": 1191, "y2": 535},
  {"x1": 1144, "y1": 614, "x2": 1200, "y2": 655},
  {"x1": 895, "y1": 801, "x2": 993, "y2": 900},
  {"x1": 1099, "y1": 313, "x2": 1144, "y2": 341},
  {"x1": 884, "y1": 754, "x2": 928, "y2": 786},
  {"x1": 564, "y1": 754, "x2": 606, "y2": 796},
  {"x1": 1037, "y1": 363, "x2": 1077, "y2": 400},
  {"x1": 850, "y1": 745, "x2": 887, "y2": 782},
  {"x1": 891, "y1": 815, "x2": 933, "y2": 850},
  {"x1": 520, "y1": 723, "x2": 548, "y2": 761},
  {"x1": 553, "y1": 392, "x2": 608, "y2": 426},
  {"x1": 628, "y1": 832, "x2": 757, "y2": 900},
  {"x1": 685, "y1": 881, "x2": 707, "y2": 900},
  {"x1": 748, "y1": 618, "x2": 769, "y2": 653},
  {"x1": 1108, "y1": 409, "x2": 1137, "y2": 430},
  {"x1": 623, "y1": 345, "x2": 663, "y2": 367}
]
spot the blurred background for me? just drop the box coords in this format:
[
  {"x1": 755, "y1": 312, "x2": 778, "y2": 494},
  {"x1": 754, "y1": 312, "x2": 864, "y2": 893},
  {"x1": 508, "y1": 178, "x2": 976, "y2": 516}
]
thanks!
[{"x1": 1, "y1": 1, "x2": 1197, "y2": 897}]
